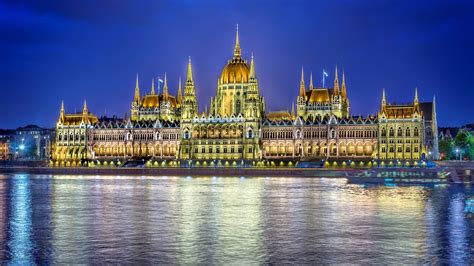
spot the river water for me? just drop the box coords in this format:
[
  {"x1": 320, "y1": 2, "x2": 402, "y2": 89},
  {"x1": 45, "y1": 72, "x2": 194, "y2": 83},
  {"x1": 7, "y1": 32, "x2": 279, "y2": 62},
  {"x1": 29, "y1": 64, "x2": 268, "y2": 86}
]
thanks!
[{"x1": 0, "y1": 174, "x2": 473, "y2": 264}]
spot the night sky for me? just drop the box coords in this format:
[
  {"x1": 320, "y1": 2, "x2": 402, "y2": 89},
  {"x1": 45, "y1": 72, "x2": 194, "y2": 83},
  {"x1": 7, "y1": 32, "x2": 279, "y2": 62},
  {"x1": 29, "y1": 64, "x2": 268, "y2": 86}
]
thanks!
[{"x1": 1, "y1": 0, "x2": 473, "y2": 129}]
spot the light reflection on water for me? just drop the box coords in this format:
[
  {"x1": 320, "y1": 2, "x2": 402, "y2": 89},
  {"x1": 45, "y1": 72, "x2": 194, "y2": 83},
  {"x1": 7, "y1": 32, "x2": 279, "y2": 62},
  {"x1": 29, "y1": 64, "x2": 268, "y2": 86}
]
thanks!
[{"x1": 0, "y1": 174, "x2": 473, "y2": 264}]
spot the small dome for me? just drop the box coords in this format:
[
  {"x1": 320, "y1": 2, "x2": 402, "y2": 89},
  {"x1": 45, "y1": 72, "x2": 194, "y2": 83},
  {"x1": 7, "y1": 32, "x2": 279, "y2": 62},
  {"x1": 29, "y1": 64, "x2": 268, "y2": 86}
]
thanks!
[{"x1": 219, "y1": 58, "x2": 250, "y2": 84}]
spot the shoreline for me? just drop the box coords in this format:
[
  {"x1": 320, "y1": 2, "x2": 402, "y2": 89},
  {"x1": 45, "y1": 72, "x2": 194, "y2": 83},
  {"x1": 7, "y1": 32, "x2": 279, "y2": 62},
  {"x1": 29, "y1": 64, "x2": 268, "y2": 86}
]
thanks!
[
  {"x1": 0, "y1": 166, "x2": 353, "y2": 177},
  {"x1": 0, "y1": 166, "x2": 449, "y2": 178}
]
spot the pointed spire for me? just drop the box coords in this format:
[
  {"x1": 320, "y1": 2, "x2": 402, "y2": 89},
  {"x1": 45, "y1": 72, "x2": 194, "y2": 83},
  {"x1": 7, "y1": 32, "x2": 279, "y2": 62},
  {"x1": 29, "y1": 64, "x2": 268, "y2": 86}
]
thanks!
[
  {"x1": 334, "y1": 66, "x2": 340, "y2": 96},
  {"x1": 83, "y1": 100, "x2": 88, "y2": 114},
  {"x1": 341, "y1": 70, "x2": 347, "y2": 99},
  {"x1": 299, "y1": 67, "x2": 306, "y2": 97},
  {"x1": 291, "y1": 102, "x2": 295, "y2": 117},
  {"x1": 186, "y1": 56, "x2": 194, "y2": 85},
  {"x1": 309, "y1": 72, "x2": 314, "y2": 90},
  {"x1": 163, "y1": 73, "x2": 169, "y2": 100},
  {"x1": 414, "y1": 87, "x2": 419, "y2": 105},
  {"x1": 134, "y1": 74, "x2": 141, "y2": 102},
  {"x1": 233, "y1": 24, "x2": 241, "y2": 58},
  {"x1": 177, "y1": 77, "x2": 183, "y2": 105},
  {"x1": 250, "y1": 52, "x2": 256, "y2": 79},
  {"x1": 59, "y1": 100, "x2": 65, "y2": 122},
  {"x1": 382, "y1": 88, "x2": 386, "y2": 109},
  {"x1": 151, "y1": 79, "x2": 155, "y2": 95}
]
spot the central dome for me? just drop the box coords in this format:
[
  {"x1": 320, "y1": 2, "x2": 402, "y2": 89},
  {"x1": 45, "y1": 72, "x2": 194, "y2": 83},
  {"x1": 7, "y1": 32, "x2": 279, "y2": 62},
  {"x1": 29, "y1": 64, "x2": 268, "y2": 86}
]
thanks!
[{"x1": 219, "y1": 58, "x2": 250, "y2": 84}]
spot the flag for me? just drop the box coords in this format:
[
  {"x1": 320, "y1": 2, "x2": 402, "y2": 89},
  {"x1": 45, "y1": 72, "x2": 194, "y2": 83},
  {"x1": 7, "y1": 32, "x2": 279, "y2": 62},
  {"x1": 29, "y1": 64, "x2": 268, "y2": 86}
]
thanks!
[
  {"x1": 323, "y1": 70, "x2": 328, "y2": 77},
  {"x1": 158, "y1": 78, "x2": 164, "y2": 84}
]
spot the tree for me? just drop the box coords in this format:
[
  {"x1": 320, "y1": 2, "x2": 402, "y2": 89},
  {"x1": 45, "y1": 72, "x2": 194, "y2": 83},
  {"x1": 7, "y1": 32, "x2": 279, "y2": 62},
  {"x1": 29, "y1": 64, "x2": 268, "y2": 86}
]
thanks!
[
  {"x1": 454, "y1": 129, "x2": 474, "y2": 160},
  {"x1": 439, "y1": 138, "x2": 455, "y2": 160}
]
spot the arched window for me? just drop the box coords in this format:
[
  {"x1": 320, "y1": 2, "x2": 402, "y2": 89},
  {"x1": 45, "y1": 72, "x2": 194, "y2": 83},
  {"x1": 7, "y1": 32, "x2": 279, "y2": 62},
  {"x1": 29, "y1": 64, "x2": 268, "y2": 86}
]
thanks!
[
  {"x1": 406, "y1": 127, "x2": 410, "y2": 137},
  {"x1": 414, "y1": 127, "x2": 419, "y2": 137},
  {"x1": 295, "y1": 130, "x2": 301, "y2": 139},
  {"x1": 397, "y1": 127, "x2": 403, "y2": 137},
  {"x1": 389, "y1": 128, "x2": 394, "y2": 137},
  {"x1": 247, "y1": 128, "x2": 253, "y2": 138},
  {"x1": 183, "y1": 130, "x2": 190, "y2": 139}
]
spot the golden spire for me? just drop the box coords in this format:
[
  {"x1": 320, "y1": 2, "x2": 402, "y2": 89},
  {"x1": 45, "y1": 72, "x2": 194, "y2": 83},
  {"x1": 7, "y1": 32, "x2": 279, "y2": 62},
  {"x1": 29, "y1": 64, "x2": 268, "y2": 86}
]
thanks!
[
  {"x1": 59, "y1": 100, "x2": 65, "y2": 122},
  {"x1": 309, "y1": 71, "x2": 314, "y2": 90},
  {"x1": 299, "y1": 67, "x2": 305, "y2": 97},
  {"x1": 250, "y1": 52, "x2": 256, "y2": 79},
  {"x1": 382, "y1": 88, "x2": 386, "y2": 109},
  {"x1": 83, "y1": 100, "x2": 88, "y2": 114},
  {"x1": 177, "y1": 77, "x2": 183, "y2": 105},
  {"x1": 134, "y1": 74, "x2": 141, "y2": 103},
  {"x1": 233, "y1": 24, "x2": 241, "y2": 58},
  {"x1": 82, "y1": 100, "x2": 88, "y2": 122},
  {"x1": 414, "y1": 87, "x2": 419, "y2": 105},
  {"x1": 186, "y1": 56, "x2": 194, "y2": 85},
  {"x1": 334, "y1": 66, "x2": 339, "y2": 96},
  {"x1": 341, "y1": 70, "x2": 347, "y2": 99},
  {"x1": 163, "y1": 73, "x2": 169, "y2": 100},
  {"x1": 151, "y1": 79, "x2": 155, "y2": 95}
]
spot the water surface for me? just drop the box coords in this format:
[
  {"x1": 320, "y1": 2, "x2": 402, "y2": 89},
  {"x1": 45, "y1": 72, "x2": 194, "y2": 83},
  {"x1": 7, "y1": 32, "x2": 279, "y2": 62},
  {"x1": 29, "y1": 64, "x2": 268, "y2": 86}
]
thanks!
[{"x1": 0, "y1": 174, "x2": 473, "y2": 264}]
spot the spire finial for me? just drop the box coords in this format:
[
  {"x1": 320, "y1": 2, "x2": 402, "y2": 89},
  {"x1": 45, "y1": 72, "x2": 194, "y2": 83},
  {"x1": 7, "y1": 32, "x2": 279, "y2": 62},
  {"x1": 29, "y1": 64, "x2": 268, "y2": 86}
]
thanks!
[
  {"x1": 234, "y1": 24, "x2": 241, "y2": 58},
  {"x1": 250, "y1": 52, "x2": 256, "y2": 79},
  {"x1": 334, "y1": 66, "x2": 340, "y2": 96},
  {"x1": 414, "y1": 87, "x2": 419, "y2": 103},
  {"x1": 83, "y1": 100, "x2": 87, "y2": 112},
  {"x1": 186, "y1": 56, "x2": 194, "y2": 84},
  {"x1": 341, "y1": 70, "x2": 347, "y2": 99},
  {"x1": 178, "y1": 76, "x2": 183, "y2": 104},
  {"x1": 299, "y1": 67, "x2": 305, "y2": 97},
  {"x1": 134, "y1": 74, "x2": 141, "y2": 102},
  {"x1": 310, "y1": 71, "x2": 314, "y2": 89},
  {"x1": 163, "y1": 73, "x2": 169, "y2": 100},
  {"x1": 61, "y1": 100, "x2": 64, "y2": 113},
  {"x1": 151, "y1": 79, "x2": 155, "y2": 95},
  {"x1": 382, "y1": 88, "x2": 386, "y2": 108}
]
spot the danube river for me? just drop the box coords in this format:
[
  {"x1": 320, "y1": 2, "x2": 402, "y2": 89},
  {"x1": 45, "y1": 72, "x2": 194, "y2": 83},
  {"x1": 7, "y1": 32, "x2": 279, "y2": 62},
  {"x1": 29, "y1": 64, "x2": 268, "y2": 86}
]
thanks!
[{"x1": 0, "y1": 174, "x2": 473, "y2": 264}]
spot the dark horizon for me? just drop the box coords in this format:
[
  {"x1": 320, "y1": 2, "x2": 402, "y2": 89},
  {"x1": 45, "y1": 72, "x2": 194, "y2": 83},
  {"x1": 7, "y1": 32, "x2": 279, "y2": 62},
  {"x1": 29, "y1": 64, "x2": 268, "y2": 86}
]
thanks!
[{"x1": 1, "y1": 0, "x2": 473, "y2": 129}]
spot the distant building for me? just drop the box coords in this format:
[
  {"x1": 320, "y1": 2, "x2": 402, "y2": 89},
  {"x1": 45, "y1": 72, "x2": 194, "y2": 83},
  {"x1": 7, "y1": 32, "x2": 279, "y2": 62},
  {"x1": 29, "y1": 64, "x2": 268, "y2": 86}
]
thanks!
[{"x1": 13, "y1": 125, "x2": 53, "y2": 160}]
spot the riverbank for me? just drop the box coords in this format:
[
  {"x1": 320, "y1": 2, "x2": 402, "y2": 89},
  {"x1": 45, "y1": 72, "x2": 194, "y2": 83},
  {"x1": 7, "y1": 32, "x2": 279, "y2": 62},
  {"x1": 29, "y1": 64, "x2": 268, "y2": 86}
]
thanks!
[{"x1": 0, "y1": 166, "x2": 351, "y2": 177}]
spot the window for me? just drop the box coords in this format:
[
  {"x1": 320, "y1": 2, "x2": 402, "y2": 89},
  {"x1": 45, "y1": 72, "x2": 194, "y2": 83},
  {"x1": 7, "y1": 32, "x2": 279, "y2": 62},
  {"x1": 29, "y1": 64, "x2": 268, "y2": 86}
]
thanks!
[
  {"x1": 397, "y1": 127, "x2": 403, "y2": 137},
  {"x1": 248, "y1": 147, "x2": 253, "y2": 153},
  {"x1": 389, "y1": 128, "x2": 394, "y2": 137},
  {"x1": 247, "y1": 129, "x2": 253, "y2": 138},
  {"x1": 414, "y1": 127, "x2": 419, "y2": 137},
  {"x1": 406, "y1": 128, "x2": 410, "y2": 137}
]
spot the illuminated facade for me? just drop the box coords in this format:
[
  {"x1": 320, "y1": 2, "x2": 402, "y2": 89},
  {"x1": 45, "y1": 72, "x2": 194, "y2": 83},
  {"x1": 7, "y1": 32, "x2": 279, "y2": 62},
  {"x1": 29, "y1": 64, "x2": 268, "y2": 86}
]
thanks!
[
  {"x1": 52, "y1": 27, "x2": 439, "y2": 166},
  {"x1": 297, "y1": 67, "x2": 350, "y2": 119}
]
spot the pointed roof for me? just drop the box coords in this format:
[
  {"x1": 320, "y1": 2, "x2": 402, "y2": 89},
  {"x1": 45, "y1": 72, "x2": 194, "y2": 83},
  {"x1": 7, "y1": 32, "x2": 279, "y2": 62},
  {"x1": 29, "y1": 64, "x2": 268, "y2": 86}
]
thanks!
[
  {"x1": 233, "y1": 24, "x2": 241, "y2": 58},
  {"x1": 177, "y1": 77, "x2": 183, "y2": 104},
  {"x1": 250, "y1": 52, "x2": 256, "y2": 79},
  {"x1": 299, "y1": 67, "x2": 305, "y2": 97},
  {"x1": 334, "y1": 66, "x2": 339, "y2": 96},
  {"x1": 186, "y1": 56, "x2": 194, "y2": 85},
  {"x1": 134, "y1": 74, "x2": 141, "y2": 102},
  {"x1": 151, "y1": 79, "x2": 155, "y2": 95},
  {"x1": 341, "y1": 70, "x2": 347, "y2": 99},
  {"x1": 163, "y1": 73, "x2": 169, "y2": 100},
  {"x1": 309, "y1": 71, "x2": 314, "y2": 90}
]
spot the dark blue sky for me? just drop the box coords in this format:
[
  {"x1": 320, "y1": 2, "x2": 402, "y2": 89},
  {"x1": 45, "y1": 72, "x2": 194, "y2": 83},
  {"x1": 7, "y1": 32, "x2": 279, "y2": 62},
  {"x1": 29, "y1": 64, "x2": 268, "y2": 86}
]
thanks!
[{"x1": 1, "y1": 0, "x2": 473, "y2": 128}]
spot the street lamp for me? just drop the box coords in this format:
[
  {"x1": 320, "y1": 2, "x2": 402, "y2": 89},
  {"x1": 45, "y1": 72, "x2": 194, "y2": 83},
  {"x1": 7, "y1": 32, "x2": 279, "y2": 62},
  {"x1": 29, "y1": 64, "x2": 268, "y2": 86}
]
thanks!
[{"x1": 455, "y1": 148, "x2": 460, "y2": 161}]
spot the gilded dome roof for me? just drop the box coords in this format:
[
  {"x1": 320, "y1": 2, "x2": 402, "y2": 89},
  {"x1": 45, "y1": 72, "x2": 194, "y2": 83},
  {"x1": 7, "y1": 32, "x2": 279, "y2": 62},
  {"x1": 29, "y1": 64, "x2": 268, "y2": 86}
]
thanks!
[
  {"x1": 219, "y1": 58, "x2": 250, "y2": 84},
  {"x1": 142, "y1": 95, "x2": 159, "y2": 108},
  {"x1": 308, "y1": 89, "x2": 330, "y2": 103}
]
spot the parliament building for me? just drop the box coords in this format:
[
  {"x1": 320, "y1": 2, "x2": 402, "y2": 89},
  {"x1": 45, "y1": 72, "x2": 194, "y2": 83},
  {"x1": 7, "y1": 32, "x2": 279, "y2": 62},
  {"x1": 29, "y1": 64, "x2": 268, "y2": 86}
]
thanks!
[{"x1": 52, "y1": 27, "x2": 439, "y2": 167}]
